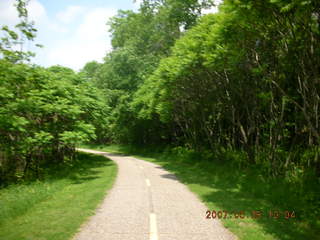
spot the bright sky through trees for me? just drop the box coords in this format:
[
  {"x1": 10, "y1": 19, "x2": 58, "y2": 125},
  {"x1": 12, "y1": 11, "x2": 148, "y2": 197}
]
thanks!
[
  {"x1": 0, "y1": 0, "x2": 140, "y2": 70},
  {"x1": 0, "y1": 0, "x2": 220, "y2": 70}
]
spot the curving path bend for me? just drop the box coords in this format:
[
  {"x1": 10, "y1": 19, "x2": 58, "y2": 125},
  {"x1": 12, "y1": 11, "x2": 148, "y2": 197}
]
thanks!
[{"x1": 73, "y1": 148, "x2": 237, "y2": 240}]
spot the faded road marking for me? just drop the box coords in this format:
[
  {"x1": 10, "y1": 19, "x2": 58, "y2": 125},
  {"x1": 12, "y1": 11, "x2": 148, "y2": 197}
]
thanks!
[
  {"x1": 146, "y1": 179, "x2": 151, "y2": 187},
  {"x1": 150, "y1": 213, "x2": 158, "y2": 240}
]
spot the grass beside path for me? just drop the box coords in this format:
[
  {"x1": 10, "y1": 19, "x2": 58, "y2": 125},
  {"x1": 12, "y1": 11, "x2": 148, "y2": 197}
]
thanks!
[
  {"x1": 0, "y1": 152, "x2": 117, "y2": 240},
  {"x1": 84, "y1": 144, "x2": 319, "y2": 240}
]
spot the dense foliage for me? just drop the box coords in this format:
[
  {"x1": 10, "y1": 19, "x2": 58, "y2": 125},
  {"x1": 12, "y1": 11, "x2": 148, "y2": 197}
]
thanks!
[
  {"x1": 0, "y1": 1, "x2": 109, "y2": 183},
  {"x1": 135, "y1": 0, "x2": 320, "y2": 176},
  {"x1": 90, "y1": 0, "x2": 319, "y2": 178}
]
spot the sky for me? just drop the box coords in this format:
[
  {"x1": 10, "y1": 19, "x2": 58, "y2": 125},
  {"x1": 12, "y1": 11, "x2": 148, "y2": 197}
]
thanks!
[{"x1": 0, "y1": 0, "x2": 220, "y2": 71}]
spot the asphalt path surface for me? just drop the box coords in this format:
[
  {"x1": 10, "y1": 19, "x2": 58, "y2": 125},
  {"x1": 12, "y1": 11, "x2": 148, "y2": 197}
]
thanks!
[{"x1": 73, "y1": 149, "x2": 237, "y2": 240}]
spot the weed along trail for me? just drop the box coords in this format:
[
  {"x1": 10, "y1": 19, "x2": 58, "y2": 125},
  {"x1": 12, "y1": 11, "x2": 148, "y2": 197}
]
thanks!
[{"x1": 74, "y1": 149, "x2": 237, "y2": 240}]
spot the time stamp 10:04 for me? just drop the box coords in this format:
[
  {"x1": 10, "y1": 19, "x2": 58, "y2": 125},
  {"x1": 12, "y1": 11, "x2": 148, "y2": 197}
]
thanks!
[{"x1": 206, "y1": 210, "x2": 296, "y2": 220}]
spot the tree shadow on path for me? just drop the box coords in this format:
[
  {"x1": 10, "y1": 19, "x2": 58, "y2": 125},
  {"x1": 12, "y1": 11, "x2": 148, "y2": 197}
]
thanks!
[{"x1": 154, "y1": 155, "x2": 318, "y2": 240}]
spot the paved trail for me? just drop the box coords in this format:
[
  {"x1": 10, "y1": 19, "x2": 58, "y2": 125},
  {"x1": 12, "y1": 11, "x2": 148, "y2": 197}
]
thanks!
[{"x1": 73, "y1": 149, "x2": 237, "y2": 240}]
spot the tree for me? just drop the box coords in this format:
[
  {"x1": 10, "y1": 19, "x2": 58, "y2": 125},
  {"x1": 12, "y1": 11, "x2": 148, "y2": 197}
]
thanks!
[{"x1": 131, "y1": 0, "x2": 320, "y2": 175}]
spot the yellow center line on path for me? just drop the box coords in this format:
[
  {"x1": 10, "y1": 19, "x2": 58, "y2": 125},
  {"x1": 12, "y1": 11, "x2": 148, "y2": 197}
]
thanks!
[
  {"x1": 150, "y1": 213, "x2": 158, "y2": 240},
  {"x1": 144, "y1": 174, "x2": 157, "y2": 240},
  {"x1": 145, "y1": 179, "x2": 151, "y2": 187}
]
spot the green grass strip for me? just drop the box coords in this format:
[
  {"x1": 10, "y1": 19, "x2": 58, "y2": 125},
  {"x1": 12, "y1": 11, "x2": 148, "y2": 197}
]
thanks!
[{"x1": 0, "y1": 152, "x2": 117, "y2": 240}]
